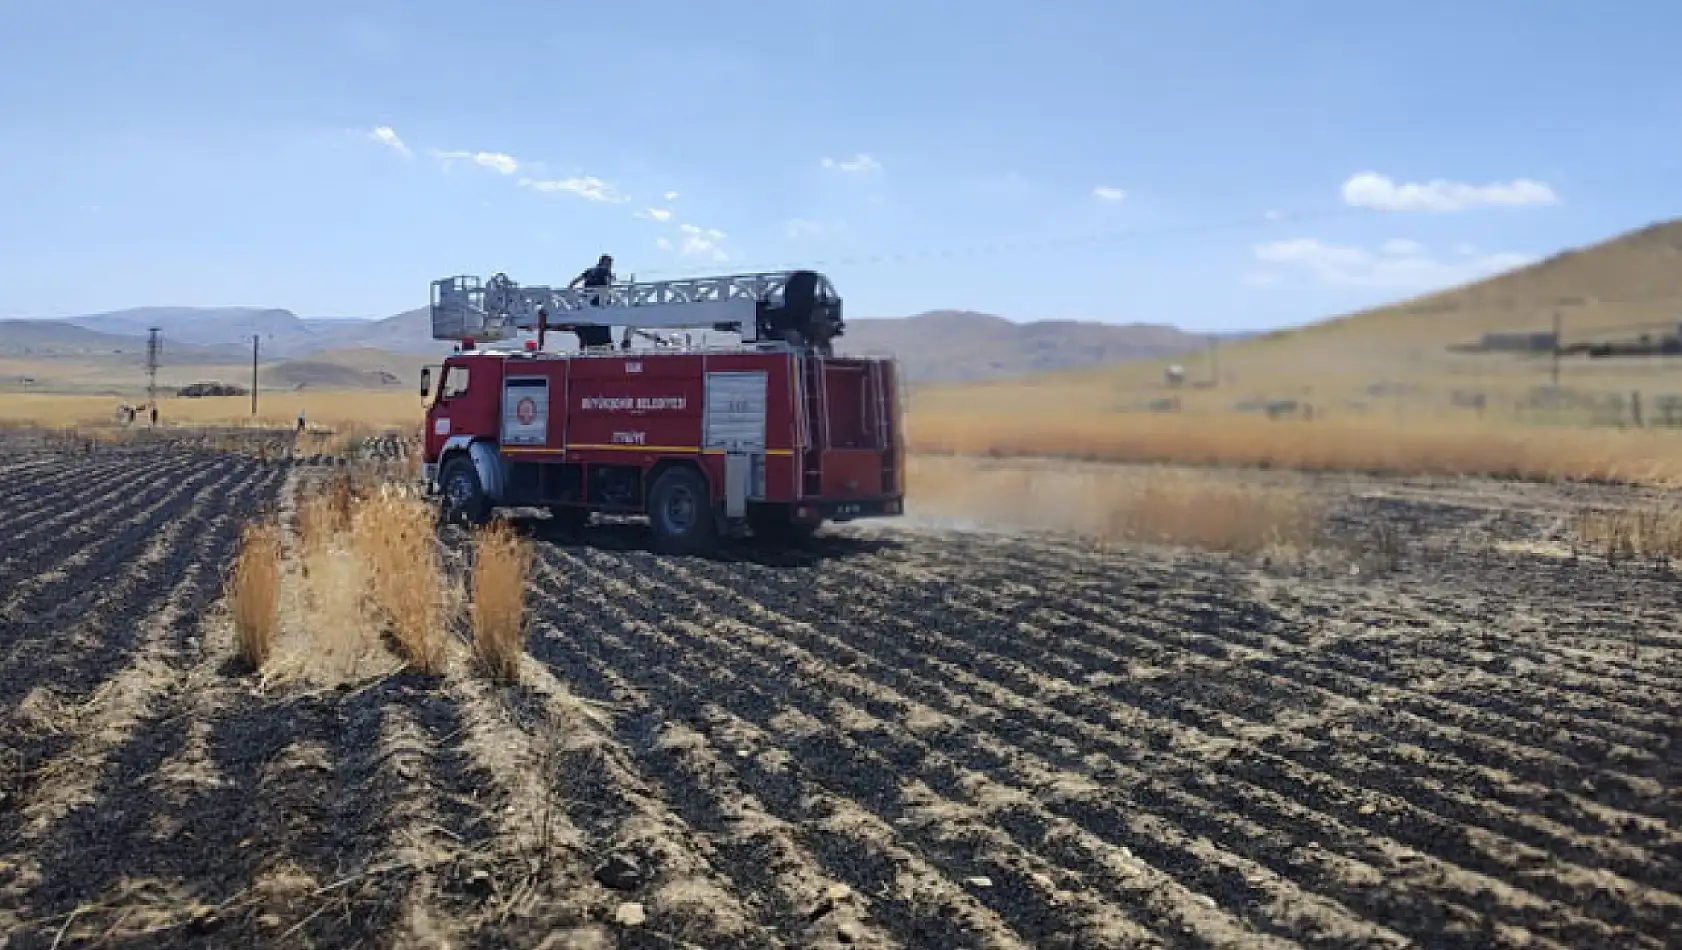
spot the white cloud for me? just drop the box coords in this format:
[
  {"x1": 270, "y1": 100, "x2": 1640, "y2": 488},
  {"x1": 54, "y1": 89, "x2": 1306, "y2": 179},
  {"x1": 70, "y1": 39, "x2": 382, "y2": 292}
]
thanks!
[
  {"x1": 518, "y1": 175, "x2": 627, "y2": 203},
  {"x1": 1341, "y1": 171, "x2": 1559, "y2": 212},
  {"x1": 1092, "y1": 185, "x2": 1127, "y2": 202},
  {"x1": 677, "y1": 223, "x2": 730, "y2": 262},
  {"x1": 637, "y1": 207, "x2": 674, "y2": 222},
  {"x1": 664, "y1": 190, "x2": 680, "y2": 202},
  {"x1": 655, "y1": 236, "x2": 673, "y2": 251},
  {"x1": 431, "y1": 149, "x2": 520, "y2": 175},
  {"x1": 822, "y1": 153, "x2": 883, "y2": 175},
  {"x1": 367, "y1": 123, "x2": 640, "y2": 209},
  {"x1": 1253, "y1": 237, "x2": 1533, "y2": 289},
  {"x1": 368, "y1": 125, "x2": 410, "y2": 157}
]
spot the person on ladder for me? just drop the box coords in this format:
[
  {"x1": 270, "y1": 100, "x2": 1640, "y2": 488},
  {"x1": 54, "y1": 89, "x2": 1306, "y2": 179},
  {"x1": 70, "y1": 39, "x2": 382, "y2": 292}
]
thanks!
[
  {"x1": 568, "y1": 254, "x2": 615, "y2": 298},
  {"x1": 565, "y1": 254, "x2": 616, "y2": 349}
]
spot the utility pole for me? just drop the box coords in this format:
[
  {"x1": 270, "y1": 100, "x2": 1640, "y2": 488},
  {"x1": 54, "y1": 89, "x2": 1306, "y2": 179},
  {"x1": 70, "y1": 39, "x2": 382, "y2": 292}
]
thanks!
[
  {"x1": 145, "y1": 327, "x2": 162, "y2": 410},
  {"x1": 1551, "y1": 310, "x2": 1561, "y2": 387},
  {"x1": 251, "y1": 334, "x2": 259, "y2": 416}
]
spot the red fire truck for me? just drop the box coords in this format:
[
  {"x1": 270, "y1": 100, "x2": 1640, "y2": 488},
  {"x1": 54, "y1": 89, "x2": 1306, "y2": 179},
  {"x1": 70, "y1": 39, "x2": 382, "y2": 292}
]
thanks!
[{"x1": 419, "y1": 268, "x2": 905, "y2": 552}]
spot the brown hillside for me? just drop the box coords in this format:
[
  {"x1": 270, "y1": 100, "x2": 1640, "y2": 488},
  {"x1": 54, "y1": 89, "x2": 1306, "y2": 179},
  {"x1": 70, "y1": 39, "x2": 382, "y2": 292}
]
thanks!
[
  {"x1": 260, "y1": 357, "x2": 405, "y2": 391},
  {"x1": 1294, "y1": 218, "x2": 1682, "y2": 345},
  {"x1": 920, "y1": 217, "x2": 1682, "y2": 421}
]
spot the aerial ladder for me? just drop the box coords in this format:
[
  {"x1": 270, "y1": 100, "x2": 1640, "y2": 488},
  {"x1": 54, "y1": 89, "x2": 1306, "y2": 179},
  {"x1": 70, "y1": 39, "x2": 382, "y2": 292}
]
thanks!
[{"x1": 429, "y1": 269, "x2": 846, "y2": 355}]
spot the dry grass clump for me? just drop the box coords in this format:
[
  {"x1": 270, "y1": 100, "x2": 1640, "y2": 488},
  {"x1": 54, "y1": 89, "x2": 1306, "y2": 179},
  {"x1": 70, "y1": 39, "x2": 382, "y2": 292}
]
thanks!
[
  {"x1": 327, "y1": 468, "x2": 360, "y2": 522},
  {"x1": 296, "y1": 491, "x2": 348, "y2": 559},
  {"x1": 351, "y1": 486, "x2": 450, "y2": 675},
  {"x1": 1572, "y1": 501, "x2": 1682, "y2": 565},
  {"x1": 906, "y1": 455, "x2": 1323, "y2": 556},
  {"x1": 296, "y1": 469, "x2": 371, "y2": 559},
  {"x1": 228, "y1": 518, "x2": 283, "y2": 670},
  {"x1": 297, "y1": 421, "x2": 377, "y2": 458},
  {"x1": 471, "y1": 521, "x2": 535, "y2": 683},
  {"x1": 908, "y1": 410, "x2": 1682, "y2": 485},
  {"x1": 288, "y1": 490, "x2": 382, "y2": 681},
  {"x1": 401, "y1": 428, "x2": 425, "y2": 481}
]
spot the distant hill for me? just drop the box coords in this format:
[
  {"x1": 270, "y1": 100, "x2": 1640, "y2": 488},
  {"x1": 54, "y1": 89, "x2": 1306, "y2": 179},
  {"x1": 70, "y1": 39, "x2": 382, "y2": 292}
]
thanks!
[
  {"x1": 838, "y1": 310, "x2": 1217, "y2": 383},
  {"x1": 260, "y1": 360, "x2": 402, "y2": 390},
  {"x1": 302, "y1": 308, "x2": 453, "y2": 356},
  {"x1": 22, "y1": 305, "x2": 452, "y2": 359},
  {"x1": 259, "y1": 348, "x2": 432, "y2": 390},
  {"x1": 9, "y1": 300, "x2": 1229, "y2": 386},
  {"x1": 63, "y1": 306, "x2": 314, "y2": 351},
  {"x1": 0, "y1": 319, "x2": 249, "y2": 363}
]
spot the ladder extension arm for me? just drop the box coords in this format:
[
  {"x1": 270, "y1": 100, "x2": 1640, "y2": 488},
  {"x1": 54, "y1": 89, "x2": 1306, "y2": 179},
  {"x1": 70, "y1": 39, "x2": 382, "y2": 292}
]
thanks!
[{"x1": 429, "y1": 270, "x2": 839, "y2": 343}]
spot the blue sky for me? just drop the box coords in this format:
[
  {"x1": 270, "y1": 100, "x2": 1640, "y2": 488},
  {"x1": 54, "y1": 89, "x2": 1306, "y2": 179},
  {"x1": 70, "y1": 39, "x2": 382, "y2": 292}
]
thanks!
[{"x1": 2, "y1": 0, "x2": 1678, "y2": 331}]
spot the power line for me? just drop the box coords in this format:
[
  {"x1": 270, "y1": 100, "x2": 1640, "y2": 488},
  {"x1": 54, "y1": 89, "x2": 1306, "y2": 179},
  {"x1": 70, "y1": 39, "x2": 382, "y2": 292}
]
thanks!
[{"x1": 144, "y1": 327, "x2": 161, "y2": 409}]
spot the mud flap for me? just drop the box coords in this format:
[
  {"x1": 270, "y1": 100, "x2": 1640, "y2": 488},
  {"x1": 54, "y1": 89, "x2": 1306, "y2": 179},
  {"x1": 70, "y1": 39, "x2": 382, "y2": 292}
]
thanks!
[{"x1": 725, "y1": 452, "x2": 750, "y2": 519}]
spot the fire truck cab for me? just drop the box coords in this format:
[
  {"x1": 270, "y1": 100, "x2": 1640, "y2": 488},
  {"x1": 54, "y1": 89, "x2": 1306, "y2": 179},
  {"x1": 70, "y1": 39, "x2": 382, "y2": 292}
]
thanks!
[{"x1": 419, "y1": 268, "x2": 904, "y2": 552}]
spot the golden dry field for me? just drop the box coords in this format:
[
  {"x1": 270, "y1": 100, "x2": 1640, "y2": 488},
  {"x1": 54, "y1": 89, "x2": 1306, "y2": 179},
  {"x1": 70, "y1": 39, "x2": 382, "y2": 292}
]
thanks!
[{"x1": 3, "y1": 221, "x2": 1682, "y2": 947}]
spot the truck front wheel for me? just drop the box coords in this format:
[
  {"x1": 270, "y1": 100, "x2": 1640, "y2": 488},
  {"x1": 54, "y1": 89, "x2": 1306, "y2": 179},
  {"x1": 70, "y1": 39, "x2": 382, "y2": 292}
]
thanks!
[
  {"x1": 648, "y1": 466, "x2": 716, "y2": 554},
  {"x1": 439, "y1": 455, "x2": 490, "y2": 526}
]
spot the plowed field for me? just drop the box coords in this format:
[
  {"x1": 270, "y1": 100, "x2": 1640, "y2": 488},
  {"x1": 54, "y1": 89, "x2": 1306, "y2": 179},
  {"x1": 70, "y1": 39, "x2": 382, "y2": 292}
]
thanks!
[{"x1": 1, "y1": 433, "x2": 1678, "y2": 949}]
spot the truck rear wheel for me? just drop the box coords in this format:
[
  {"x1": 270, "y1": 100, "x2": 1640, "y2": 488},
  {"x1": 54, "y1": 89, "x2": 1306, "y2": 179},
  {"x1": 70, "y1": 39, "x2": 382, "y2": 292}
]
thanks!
[
  {"x1": 439, "y1": 456, "x2": 490, "y2": 526},
  {"x1": 648, "y1": 466, "x2": 715, "y2": 554}
]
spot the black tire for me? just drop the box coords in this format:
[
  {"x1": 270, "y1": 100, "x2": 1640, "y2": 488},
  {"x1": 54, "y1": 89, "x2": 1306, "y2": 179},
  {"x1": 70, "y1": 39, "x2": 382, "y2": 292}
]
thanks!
[
  {"x1": 647, "y1": 466, "x2": 716, "y2": 554},
  {"x1": 439, "y1": 455, "x2": 490, "y2": 526}
]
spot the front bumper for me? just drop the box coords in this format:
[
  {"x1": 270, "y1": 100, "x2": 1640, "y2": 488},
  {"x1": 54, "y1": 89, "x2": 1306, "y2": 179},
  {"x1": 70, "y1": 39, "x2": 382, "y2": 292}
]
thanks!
[{"x1": 794, "y1": 495, "x2": 904, "y2": 522}]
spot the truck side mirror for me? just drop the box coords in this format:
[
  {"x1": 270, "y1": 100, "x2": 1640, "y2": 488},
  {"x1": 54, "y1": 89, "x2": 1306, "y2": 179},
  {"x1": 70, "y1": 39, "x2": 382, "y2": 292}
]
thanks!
[{"x1": 420, "y1": 367, "x2": 431, "y2": 399}]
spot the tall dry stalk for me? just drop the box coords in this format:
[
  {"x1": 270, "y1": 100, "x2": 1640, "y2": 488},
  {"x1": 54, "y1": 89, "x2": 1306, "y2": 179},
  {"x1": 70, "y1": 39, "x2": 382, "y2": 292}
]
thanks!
[
  {"x1": 1574, "y1": 501, "x2": 1682, "y2": 566},
  {"x1": 327, "y1": 469, "x2": 358, "y2": 526},
  {"x1": 295, "y1": 493, "x2": 344, "y2": 561},
  {"x1": 471, "y1": 521, "x2": 534, "y2": 683},
  {"x1": 1104, "y1": 474, "x2": 1323, "y2": 555},
  {"x1": 352, "y1": 487, "x2": 449, "y2": 675},
  {"x1": 228, "y1": 518, "x2": 283, "y2": 670}
]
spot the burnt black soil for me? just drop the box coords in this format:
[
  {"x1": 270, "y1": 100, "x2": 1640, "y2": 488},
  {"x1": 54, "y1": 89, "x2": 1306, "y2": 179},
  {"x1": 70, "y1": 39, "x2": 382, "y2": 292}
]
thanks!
[{"x1": 0, "y1": 438, "x2": 1677, "y2": 949}]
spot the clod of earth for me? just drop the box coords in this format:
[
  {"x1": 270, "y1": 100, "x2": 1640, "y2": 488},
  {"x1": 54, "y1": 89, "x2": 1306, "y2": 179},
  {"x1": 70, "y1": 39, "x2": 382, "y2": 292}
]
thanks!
[{"x1": 592, "y1": 853, "x2": 644, "y2": 891}]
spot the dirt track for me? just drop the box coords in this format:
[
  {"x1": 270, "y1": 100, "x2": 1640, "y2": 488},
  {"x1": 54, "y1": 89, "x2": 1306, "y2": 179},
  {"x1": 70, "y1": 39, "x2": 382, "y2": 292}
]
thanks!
[{"x1": 0, "y1": 433, "x2": 1678, "y2": 949}]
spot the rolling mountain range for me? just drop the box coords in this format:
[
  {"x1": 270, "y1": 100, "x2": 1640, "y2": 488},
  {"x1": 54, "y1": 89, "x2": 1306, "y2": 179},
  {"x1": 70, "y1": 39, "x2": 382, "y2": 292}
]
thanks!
[
  {"x1": 0, "y1": 306, "x2": 447, "y2": 360},
  {"x1": 6, "y1": 216, "x2": 1677, "y2": 395},
  {"x1": 0, "y1": 304, "x2": 1244, "y2": 387}
]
